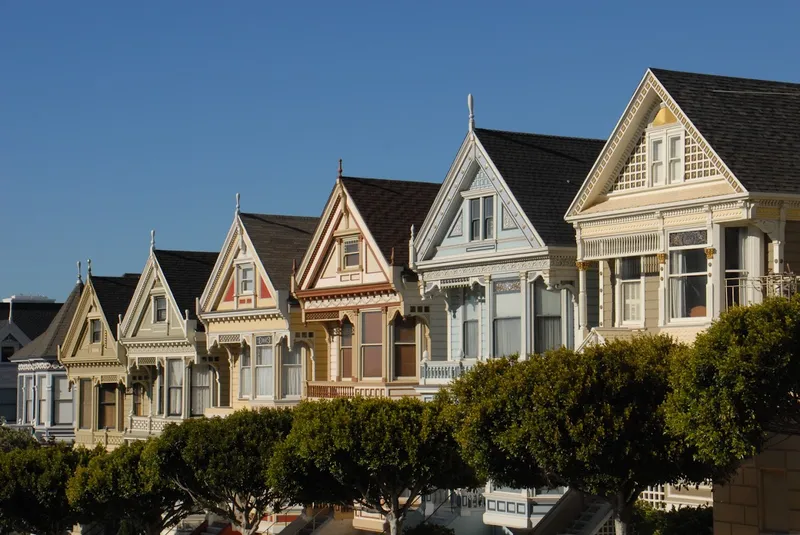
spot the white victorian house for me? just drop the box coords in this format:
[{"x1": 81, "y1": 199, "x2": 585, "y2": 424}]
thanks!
[{"x1": 412, "y1": 100, "x2": 604, "y2": 400}]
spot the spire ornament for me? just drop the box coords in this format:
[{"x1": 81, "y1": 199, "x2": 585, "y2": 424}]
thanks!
[
  {"x1": 338, "y1": 159, "x2": 343, "y2": 180},
  {"x1": 150, "y1": 230, "x2": 155, "y2": 252},
  {"x1": 236, "y1": 193, "x2": 241, "y2": 215},
  {"x1": 77, "y1": 261, "x2": 82, "y2": 284},
  {"x1": 87, "y1": 258, "x2": 92, "y2": 277},
  {"x1": 468, "y1": 93, "x2": 475, "y2": 132}
]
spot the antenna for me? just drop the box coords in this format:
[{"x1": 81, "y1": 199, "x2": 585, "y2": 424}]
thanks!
[{"x1": 468, "y1": 94, "x2": 475, "y2": 132}]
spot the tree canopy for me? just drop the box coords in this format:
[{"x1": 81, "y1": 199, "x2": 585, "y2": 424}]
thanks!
[
  {"x1": 272, "y1": 397, "x2": 478, "y2": 535},
  {"x1": 143, "y1": 408, "x2": 293, "y2": 535}
]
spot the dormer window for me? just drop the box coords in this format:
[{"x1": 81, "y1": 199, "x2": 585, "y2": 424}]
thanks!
[
  {"x1": 469, "y1": 195, "x2": 495, "y2": 241},
  {"x1": 238, "y1": 264, "x2": 254, "y2": 295},
  {"x1": 90, "y1": 319, "x2": 102, "y2": 344},
  {"x1": 342, "y1": 237, "x2": 360, "y2": 270},
  {"x1": 154, "y1": 296, "x2": 167, "y2": 323},
  {"x1": 647, "y1": 108, "x2": 683, "y2": 187}
]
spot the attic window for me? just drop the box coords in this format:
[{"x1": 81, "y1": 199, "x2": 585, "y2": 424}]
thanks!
[
  {"x1": 90, "y1": 319, "x2": 102, "y2": 344},
  {"x1": 154, "y1": 296, "x2": 167, "y2": 323},
  {"x1": 647, "y1": 104, "x2": 684, "y2": 187},
  {"x1": 341, "y1": 237, "x2": 360, "y2": 270},
  {"x1": 238, "y1": 264, "x2": 254, "y2": 295}
]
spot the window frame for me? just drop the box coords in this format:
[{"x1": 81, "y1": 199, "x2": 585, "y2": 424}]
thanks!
[
  {"x1": 617, "y1": 257, "x2": 645, "y2": 327},
  {"x1": 467, "y1": 195, "x2": 495, "y2": 242},
  {"x1": 90, "y1": 319, "x2": 102, "y2": 344},
  {"x1": 281, "y1": 344, "x2": 303, "y2": 398},
  {"x1": 237, "y1": 263, "x2": 255, "y2": 295},
  {"x1": 646, "y1": 125, "x2": 684, "y2": 188},
  {"x1": 131, "y1": 382, "x2": 144, "y2": 417},
  {"x1": 254, "y1": 336, "x2": 274, "y2": 399},
  {"x1": 532, "y1": 282, "x2": 564, "y2": 354},
  {"x1": 492, "y1": 280, "x2": 522, "y2": 357},
  {"x1": 392, "y1": 316, "x2": 417, "y2": 380},
  {"x1": 239, "y1": 345, "x2": 252, "y2": 399},
  {"x1": 462, "y1": 287, "x2": 481, "y2": 359},
  {"x1": 667, "y1": 230, "x2": 710, "y2": 324},
  {"x1": 52, "y1": 375, "x2": 72, "y2": 426},
  {"x1": 340, "y1": 236, "x2": 361, "y2": 271},
  {"x1": 153, "y1": 295, "x2": 167, "y2": 324},
  {"x1": 340, "y1": 320, "x2": 353, "y2": 380},
  {"x1": 97, "y1": 383, "x2": 117, "y2": 431},
  {"x1": 190, "y1": 365, "x2": 213, "y2": 417},
  {"x1": 79, "y1": 379, "x2": 92, "y2": 430},
  {"x1": 360, "y1": 311, "x2": 383, "y2": 379},
  {"x1": 165, "y1": 359, "x2": 184, "y2": 417}
]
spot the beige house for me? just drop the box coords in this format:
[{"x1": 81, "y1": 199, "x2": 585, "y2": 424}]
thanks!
[
  {"x1": 118, "y1": 241, "x2": 219, "y2": 439},
  {"x1": 197, "y1": 201, "x2": 327, "y2": 415},
  {"x1": 566, "y1": 68, "x2": 800, "y2": 527},
  {"x1": 58, "y1": 268, "x2": 139, "y2": 450}
]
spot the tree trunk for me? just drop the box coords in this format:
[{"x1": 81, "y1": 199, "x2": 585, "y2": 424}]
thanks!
[
  {"x1": 612, "y1": 496, "x2": 632, "y2": 535},
  {"x1": 386, "y1": 510, "x2": 404, "y2": 535}
]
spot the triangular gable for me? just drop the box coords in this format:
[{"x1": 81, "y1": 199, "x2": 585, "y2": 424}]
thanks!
[
  {"x1": 414, "y1": 133, "x2": 542, "y2": 263},
  {"x1": 119, "y1": 253, "x2": 186, "y2": 339},
  {"x1": 296, "y1": 181, "x2": 391, "y2": 292},
  {"x1": 198, "y1": 213, "x2": 280, "y2": 314},
  {"x1": 566, "y1": 69, "x2": 745, "y2": 218},
  {"x1": 59, "y1": 279, "x2": 117, "y2": 362}
]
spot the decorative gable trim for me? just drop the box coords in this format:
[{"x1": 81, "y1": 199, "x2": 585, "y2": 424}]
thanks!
[
  {"x1": 566, "y1": 70, "x2": 746, "y2": 219},
  {"x1": 448, "y1": 210, "x2": 463, "y2": 238},
  {"x1": 59, "y1": 280, "x2": 117, "y2": 362}
]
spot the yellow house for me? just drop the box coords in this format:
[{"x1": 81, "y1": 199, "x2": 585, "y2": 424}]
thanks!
[
  {"x1": 293, "y1": 170, "x2": 443, "y2": 399},
  {"x1": 198, "y1": 200, "x2": 326, "y2": 415},
  {"x1": 58, "y1": 267, "x2": 139, "y2": 450},
  {"x1": 566, "y1": 68, "x2": 800, "y2": 525}
]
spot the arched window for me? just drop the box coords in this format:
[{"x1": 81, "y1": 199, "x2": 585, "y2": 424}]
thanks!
[{"x1": 282, "y1": 345, "x2": 303, "y2": 398}]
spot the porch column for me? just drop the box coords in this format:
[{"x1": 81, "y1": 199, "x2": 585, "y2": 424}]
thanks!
[
  {"x1": 657, "y1": 253, "x2": 668, "y2": 326},
  {"x1": 576, "y1": 261, "x2": 589, "y2": 344},
  {"x1": 710, "y1": 222, "x2": 724, "y2": 320},
  {"x1": 519, "y1": 272, "x2": 529, "y2": 359},
  {"x1": 747, "y1": 227, "x2": 765, "y2": 305},
  {"x1": 46, "y1": 375, "x2": 54, "y2": 427},
  {"x1": 331, "y1": 325, "x2": 340, "y2": 381}
]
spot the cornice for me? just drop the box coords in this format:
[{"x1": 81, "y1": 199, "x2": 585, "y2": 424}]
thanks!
[
  {"x1": 200, "y1": 308, "x2": 285, "y2": 323},
  {"x1": 421, "y1": 255, "x2": 576, "y2": 282},
  {"x1": 295, "y1": 282, "x2": 395, "y2": 300}
]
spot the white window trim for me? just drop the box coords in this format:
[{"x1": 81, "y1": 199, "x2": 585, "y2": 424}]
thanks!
[
  {"x1": 239, "y1": 345, "x2": 252, "y2": 399},
  {"x1": 646, "y1": 125, "x2": 684, "y2": 188},
  {"x1": 152, "y1": 294, "x2": 168, "y2": 324},
  {"x1": 465, "y1": 194, "x2": 496, "y2": 242},
  {"x1": 236, "y1": 262, "x2": 255, "y2": 296},
  {"x1": 666, "y1": 230, "x2": 710, "y2": 325},
  {"x1": 253, "y1": 338, "x2": 275, "y2": 400},
  {"x1": 339, "y1": 235, "x2": 361, "y2": 272},
  {"x1": 615, "y1": 257, "x2": 645, "y2": 328},
  {"x1": 89, "y1": 319, "x2": 102, "y2": 344}
]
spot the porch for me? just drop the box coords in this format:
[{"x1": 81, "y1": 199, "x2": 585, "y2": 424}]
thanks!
[{"x1": 724, "y1": 273, "x2": 800, "y2": 309}]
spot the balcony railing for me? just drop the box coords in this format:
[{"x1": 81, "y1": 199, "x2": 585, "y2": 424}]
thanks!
[
  {"x1": 306, "y1": 382, "x2": 392, "y2": 399},
  {"x1": 725, "y1": 273, "x2": 800, "y2": 310},
  {"x1": 419, "y1": 359, "x2": 477, "y2": 385},
  {"x1": 127, "y1": 415, "x2": 173, "y2": 436}
]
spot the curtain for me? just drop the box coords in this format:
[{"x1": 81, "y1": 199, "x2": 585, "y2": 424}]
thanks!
[
  {"x1": 167, "y1": 360, "x2": 183, "y2": 416},
  {"x1": 191, "y1": 366, "x2": 212, "y2": 416},
  {"x1": 240, "y1": 347, "x2": 252, "y2": 397},
  {"x1": 282, "y1": 346, "x2": 302, "y2": 397},
  {"x1": 493, "y1": 318, "x2": 521, "y2": 357},
  {"x1": 256, "y1": 345, "x2": 273, "y2": 397},
  {"x1": 54, "y1": 377, "x2": 72, "y2": 425},
  {"x1": 494, "y1": 282, "x2": 521, "y2": 357},
  {"x1": 670, "y1": 251, "x2": 688, "y2": 318},
  {"x1": 463, "y1": 321, "x2": 478, "y2": 358}
]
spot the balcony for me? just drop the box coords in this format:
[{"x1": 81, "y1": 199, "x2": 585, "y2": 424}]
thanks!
[
  {"x1": 725, "y1": 273, "x2": 800, "y2": 310},
  {"x1": 76, "y1": 428, "x2": 125, "y2": 449},
  {"x1": 419, "y1": 359, "x2": 477, "y2": 386},
  {"x1": 126, "y1": 415, "x2": 175, "y2": 438},
  {"x1": 306, "y1": 382, "x2": 395, "y2": 399}
]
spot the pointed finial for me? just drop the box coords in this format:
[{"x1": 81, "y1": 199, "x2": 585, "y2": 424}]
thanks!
[
  {"x1": 410, "y1": 224, "x2": 416, "y2": 240},
  {"x1": 77, "y1": 261, "x2": 83, "y2": 284},
  {"x1": 292, "y1": 258, "x2": 297, "y2": 276},
  {"x1": 338, "y1": 159, "x2": 343, "y2": 180},
  {"x1": 390, "y1": 247, "x2": 395, "y2": 266},
  {"x1": 87, "y1": 258, "x2": 92, "y2": 277},
  {"x1": 468, "y1": 94, "x2": 474, "y2": 132},
  {"x1": 150, "y1": 229, "x2": 155, "y2": 252},
  {"x1": 235, "y1": 193, "x2": 241, "y2": 214}
]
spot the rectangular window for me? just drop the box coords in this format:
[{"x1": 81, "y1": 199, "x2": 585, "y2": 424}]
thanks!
[
  {"x1": 493, "y1": 281, "x2": 521, "y2": 357},
  {"x1": 669, "y1": 248, "x2": 708, "y2": 319},
  {"x1": 361, "y1": 312, "x2": 383, "y2": 378},
  {"x1": 97, "y1": 384, "x2": 117, "y2": 430},
  {"x1": 469, "y1": 198, "x2": 480, "y2": 241},
  {"x1": 282, "y1": 345, "x2": 302, "y2": 398},
  {"x1": 238, "y1": 264, "x2": 254, "y2": 294},
  {"x1": 79, "y1": 379, "x2": 92, "y2": 429},
  {"x1": 90, "y1": 319, "x2": 102, "y2": 344},
  {"x1": 132, "y1": 383, "x2": 144, "y2": 417},
  {"x1": 23, "y1": 376, "x2": 33, "y2": 424},
  {"x1": 393, "y1": 316, "x2": 417, "y2": 378},
  {"x1": 239, "y1": 346, "x2": 252, "y2": 398},
  {"x1": 341, "y1": 321, "x2": 353, "y2": 378},
  {"x1": 167, "y1": 359, "x2": 183, "y2": 416},
  {"x1": 37, "y1": 376, "x2": 46, "y2": 425},
  {"x1": 255, "y1": 337, "x2": 274, "y2": 398},
  {"x1": 342, "y1": 237, "x2": 360, "y2": 269},
  {"x1": 651, "y1": 138, "x2": 664, "y2": 186},
  {"x1": 154, "y1": 296, "x2": 167, "y2": 323},
  {"x1": 620, "y1": 257, "x2": 643, "y2": 324},
  {"x1": 483, "y1": 196, "x2": 494, "y2": 239},
  {"x1": 668, "y1": 135, "x2": 682, "y2": 182},
  {"x1": 725, "y1": 227, "x2": 748, "y2": 308},
  {"x1": 534, "y1": 282, "x2": 562, "y2": 354},
  {"x1": 0, "y1": 346, "x2": 14, "y2": 363},
  {"x1": 191, "y1": 366, "x2": 212, "y2": 416},
  {"x1": 463, "y1": 288, "x2": 480, "y2": 358}
]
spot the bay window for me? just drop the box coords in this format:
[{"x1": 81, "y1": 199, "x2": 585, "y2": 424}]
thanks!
[
  {"x1": 341, "y1": 320, "x2": 353, "y2": 379},
  {"x1": 132, "y1": 383, "x2": 144, "y2": 417},
  {"x1": 463, "y1": 287, "x2": 481, "y2": 358},
  {"x1": 23, "y1": 376, "x2": 33, "y2": 424},
  {"x1": 393, "y1": 316, "x2": 417, "y2": 378},
  {"x1": 255, "y1": 336, "x2": 274, "y2": 398},
  {"x1": 534, "y1": 282, "x2": 562, "y2": 354},
  {"x1": 282, "y1": 345, "x2": 302, "y2": 398},
  {"x1": 361, "y1": 311, "x2": 383, "y2": 378},
  {"x1": 191, "y1": 365, "x2": 212, "y2": 416},
  {"x1": 37, "y1": 376, "x2": 46, "y2": 425},
  {"x1": 493, "y1": 280, "x2": 521, "y2": 357},
  {"x1": 239, "y1": 346, "x2": 252, "y2": 398},
  {"x1": 166, "y1": 359, "x2": 183, "y2": 416},
  {"x1": 53, "y1": 376, "x2": 72, "y2": 425},
  {"x1": 668, "y1": 230, "x2": 708, "y2": 320},
  {"x1": 620, "y1": 257, "x2": 643, "y2": 324},
  {"x1": 725, "y1": 227, "x2": 748, "y2": 308}
]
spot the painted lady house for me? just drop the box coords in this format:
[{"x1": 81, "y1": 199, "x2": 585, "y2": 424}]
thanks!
[
  {"x1": 293, "y1": 167, "x2": 443, "y2": 400},
  {"x1": 197, "y1": 199, "x2": 327, "y2": 414},
  {"x1": 118, "y1": 235, "x2": 219, "y2": 439},
  {"x1": 565, "y1": 68, "x2": 800, "y2": 526},
  {"x1": 58, "y1": 265, "x2": 139, "y2": 450},
  {"x1": 412, "y1": 95, "x2": 604, "y2": 403}
]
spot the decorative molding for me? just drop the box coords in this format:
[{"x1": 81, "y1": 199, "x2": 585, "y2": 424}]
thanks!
[
  {"x1": 304, "y1": 292, "x2": 400, "y2": 310},
  {"x1": 423, "y1": 256, "x2": 576, "y2": 282},
  {"x1": 657, "y1": 253, "x2": 668, "y2": 264},
  {"x1": 469, "y1": 168, "x2": 492, "y2": 190},
  {"x1": 17, "y1": 361, "x2": 65, "y2": 372},
  {"x1": 583, "y1": 232, "x2": 661, "y2": 261},
  {"x1": 448, "y1": 210, "x2": 463, "y2": 238},
  {"x1": 501, "y1": 204, "x2": 518, "y2": 230},
  {"x1": 704, "y1": 247, "x2": 716, "y2": 259},
  {"x1": 575, "y1": 261, "x2": 593, "y2": 271}
]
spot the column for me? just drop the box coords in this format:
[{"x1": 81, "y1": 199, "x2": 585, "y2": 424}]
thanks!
[
  {"x1": 46, "y1": 374, "x2": 54, "y2": 427},
  {"x1": 657, "y1": 253, "x2": 668, "y2": 326},
  {"x1": 710, "y1": 222, "x2": 724, "y2": 319},
  {"x1": 330, "y1": 325, "x2": 340, "y2": 381},
  {"x1": 519, "y1": 272, "x2": 529, "y2": 359},
  {"x1": 576, "y1": 261, "x2": 589, "y2": 345}
]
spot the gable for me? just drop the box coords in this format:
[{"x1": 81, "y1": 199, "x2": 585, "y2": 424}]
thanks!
[
  {"x1": 59, "y1": 282, "x2": 118, "y2": 362},
  {"x1": 568, "y1": 70, "x2": 744, "y2": 219},
  {"x1": 121, "y1": 257, "x2": 186, "y2": 341}
]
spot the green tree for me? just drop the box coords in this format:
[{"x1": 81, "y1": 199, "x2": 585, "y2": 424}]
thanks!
[
  {"x1": 667, "y1": 296, "x2": 800, "y2": 471},
  {"x1": 0, "y1": 442, "x2": 92, "y2": 535},
  {"x1": 0, "y1": 426, "x2": 39, "y2": 453},
  {"x1": 631, "y1": 502, "x2": 713, "y2": 535},
  {"x1": 68, "y1": 439, "x2": 195, "y2": 535},
  {"x1": 143, "y1": 408, "x2": 293, "y2": 535},
  {"x1": 448, "y1": 336, "x2": 718, "y2": 535},
  {"x1": 272, "y1": 397, "x2": 478, "y2": 535}
]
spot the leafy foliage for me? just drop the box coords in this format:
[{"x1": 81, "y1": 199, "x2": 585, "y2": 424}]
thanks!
[
  {"x1": 403, "y1": 523, "x2": 455, "y2": 535},
  {"x1": 143, "y1": 408, "x2": 293, "y2": 535},
  {"x1": 667, "y1": 296, "x2": 800, "y2": 470},
  {"x1": 631, "y1": 502, "x2": 713, "y2": 535},
  {"x1": 68, "y1": 440, "x2": 195, "y2": 535},
  {"x1": 272, "y1": 397, "x2": 477, "y2": 535},
  {"x1": 0, "y1": 426, "x2": 39, "y2": 453}
]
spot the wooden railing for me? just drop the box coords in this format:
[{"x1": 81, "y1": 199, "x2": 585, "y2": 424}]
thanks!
[{"x1": 305, "y1": 382, "x2": 393, "y2": 399}]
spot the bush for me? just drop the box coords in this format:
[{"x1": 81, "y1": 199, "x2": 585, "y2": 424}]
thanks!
[
  {"x1": 403, "y1": 523, "x2": 455, "y2": 535},
  {"x1": 631, "y1": 502, "x2": 712, "y2": 535}
]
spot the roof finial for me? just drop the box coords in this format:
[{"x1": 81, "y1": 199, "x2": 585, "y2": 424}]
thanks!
[
  {"x1": 87, "y1": 258, "x2": 92, "y2": 277},
  {"x1": 468, "y1": 93, "x2": 474, "y2": 132},
  {"x1": 338, "y1": 159, "x2": 343, "y2": 180},
  {"x1": 150, "y1": 229, "x2": 155, "y2": 252},
  {"x1": 77, "y1": 261, "x2": 83, "y2": 284},
  {"x1": 390, "y1": 247, "x2": 395, "y2": 266},
  {"x1": 236, "y1": 193, "x2": 241, "y2": 215},
  {"x1": 292, "y1": 258, "x2": 297, "y2": 276}
]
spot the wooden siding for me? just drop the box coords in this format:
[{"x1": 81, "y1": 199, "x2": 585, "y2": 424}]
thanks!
[
  {"x1": 785, "y1": 221, "x2": 800, "y2": 273},
  {"x1": 602, "y1": 260, "x2": 614, "y2": 327}
]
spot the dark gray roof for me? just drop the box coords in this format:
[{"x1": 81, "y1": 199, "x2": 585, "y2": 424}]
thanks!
[
  {"x1": 474, "y1": 128, "x2": 605, "y2": 246},
  {"x1": 91, "y1": 274, "x2": 140, "y2": 332},
  {"x1": 239, "y1": 213, "x2": 320, "y2": 293},
  {"x1": 341, "y1": 176, "x2": 441, "y2": 267},
  {"x1": 651, "y1": 68, "x2": 800, "y2": 195},
  {"x1": 154, "y1": 249, "x2": 218, "y2": 328},
  {"x1": 0, "y1": 301, "x2": 63, "y2": 341},
  {"x1": 11, "y1": 282, "x2": 83, "y2": 362}
]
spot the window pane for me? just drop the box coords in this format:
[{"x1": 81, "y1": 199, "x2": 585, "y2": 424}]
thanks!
[
  {"x1": 494, "y1": 318, "x2": 521, "y2": 357},
  {"x1": 534, "y1": 317, "x2": 562, "y2": 354},
  {"x1": 37, "y1": 376, "x2": 46, "y2": 425},
  {"x1": 725, "y1": 227, "x2": 747, "y2": 272},
  {"x1": 155, "y1": 297, "x2": 167, "y2": 322},
  {"x1": 132, "y1": 384, "x2": 143, "y2": 417},
  {"x1": 282, "y1": 346, "x2": 302, "y2": 398},
  {"x1": 620, "y1": 257, "x2": 641, "y2": 280},
  {"x1": 341, "y1": 347, "x2": 352, "y2": 377},
  {"x1": 362, "y1": 312, "x2": 383, "y2": 344},
  {"x1": 240, "y1": 346, "x2": 251, "y2": 367},
  {"x1": 463, "y1": 320, "x2": 478, "y2": 358},
  {"x1": 256, "y1": 345, "x2": 273, "y2": 366},
  {"x1": 54, "y1": 377, "x2": 72, "y2": 425},
  {"x1": 670, "y1": 274, "x2": 707, "y2": 319},
  {"x1": 191, "y1": 366, "x2": 212, "y2": 416},
  {"x1": 256, "y1": 365, "x2": 273, "y2": 397},
  {"x1": 651, "y1": 139, "x2": 662, "y2": 161},
  {"x1": 362, "y1": 346, "x2": 382, "y2": 377},
  {"x1": 98, "y1": 384, "x2": 116, "y2": 429},
  {"x1": 469, "y1": 198, "x2": 480, "y2": 240},
  {"x1": 669, "y1": 136, "x2": 681, "y2": 158},
  {"x1": 652, "y1": 162, "x2": 664, "y2": 184},
  {"x1": 91, "y1": 320, "x2": 101, "y2": 343},
  {"x1": 394, "y1": 344, "x2": 417, "y2": 377},
  {"x1": 240, "y1": 367, "x2": 252, "y2": 397},
  {"x1": 394, "y1": 317, "x2": 416, "y2": 343},
  {"x1": 464, "y1": 287, "x2": 481, "y2": 320},
  {"x1": 534, "y1": 284, "x2": 562, "y2": 316},
  {"x1": 669, "y1": 160, "x2": 682, "y2": 183},
  {"x1": 494, "y1": 281, "x2": 521, "y2": 318},
  {"x1": 622, "y1": 281, "x2": 642, "y2": 322},
  {"x1": 670, "y1": 249, "x2": 707, "y2": 274},
  {"x1": 341, "y1": 321, "x2": 353, "y2": 347},
  {"x1": 80, "y1": 379, "x2": 92, "y2": 429},
  {"x1": 483, "y1": 197, "x2": 494, "y2": 238}
]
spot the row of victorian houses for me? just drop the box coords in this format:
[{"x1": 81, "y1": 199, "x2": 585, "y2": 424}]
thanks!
[{"x1": 7, "y1": 67, "x2": 800, "y2": 535}]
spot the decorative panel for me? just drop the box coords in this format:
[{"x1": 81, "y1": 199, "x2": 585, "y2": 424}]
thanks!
[
  {"x1": 448, "y1": 210, "x2": 463, "y2": 238},
  {"x1": 501, "y1": 204, "x2": 518, "y2": 230},
  {"x1": 583, "y1": 232, "x2": 662, "y2": 260},
  {"x1": 684, "y1": 132, "x2": 723, "y2": 181},
  {"x1": 668, "y1": 230, "x2": 707, "y2": 247},
  {"x1": 469, "y1": 169, "x2": 492, "y2": 190},
  {"x1": 610, "y1": 133, "x2": 647, "y2": 192}
]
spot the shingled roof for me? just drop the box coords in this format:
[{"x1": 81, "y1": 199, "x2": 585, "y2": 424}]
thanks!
[
  {"x1": 341, "y1": 177, "x2": 441, "y2": 267},
  {"x1": 651, "y1": 68, "x2": 800, "y2": 195},
  {"x1": 474, "y1": 128, "x2": 605, "y2": 246},
  {"x1": 91, "y1": 274, "x2": 140, "y2": 332},
  {"x1": 154, "y1": 249, "x2": 218, "y2": 326},
  {"x1": 0, "y1": 301, "x2": 63, "y2": 342},
  {"x1": 10, "y1": 282, "x2": 83, "y2": 362},
  {"x1": 239, "y1": 214, "x2": 320, "y2": 293}
]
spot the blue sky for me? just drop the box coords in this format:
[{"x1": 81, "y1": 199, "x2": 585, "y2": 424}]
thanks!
[{"x1": 2, "y1": 1, "x2": 799, "y2": 301}]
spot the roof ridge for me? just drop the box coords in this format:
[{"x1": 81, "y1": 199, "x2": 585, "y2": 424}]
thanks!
[
  {"x1": 154, "y1": 248, "x2": 219, "y2": 256},
  {"x1": 340, "y1": 176, "x2": 440, "y2": 186},
  {"x1": 474, "y1": 127, "x2": 605, "y2": 143},
  {"x1": 649, "y1": 67, "x2": 800, "y2": 88},
  {"x1": 239, "y1": 212, "x2": 320, "y2": 220}
]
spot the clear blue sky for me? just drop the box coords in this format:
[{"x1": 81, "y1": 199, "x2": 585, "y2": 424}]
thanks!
[{"x1": 2, "y1": 1, "x2": 799, "y2": 301}]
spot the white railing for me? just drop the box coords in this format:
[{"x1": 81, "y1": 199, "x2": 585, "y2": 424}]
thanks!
[
  {"x1": 725, "y1": 273, "x2": 800, "y2": 310},
  {"x1": 583, "y1": 232, "x2": 661, "y2": 261},
  {"x1": 419, "y1": 359, "x2": 477, "y2": 385},
  {"x1": 128, "y1": 415, "x2": 172, "y2": 436}
]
